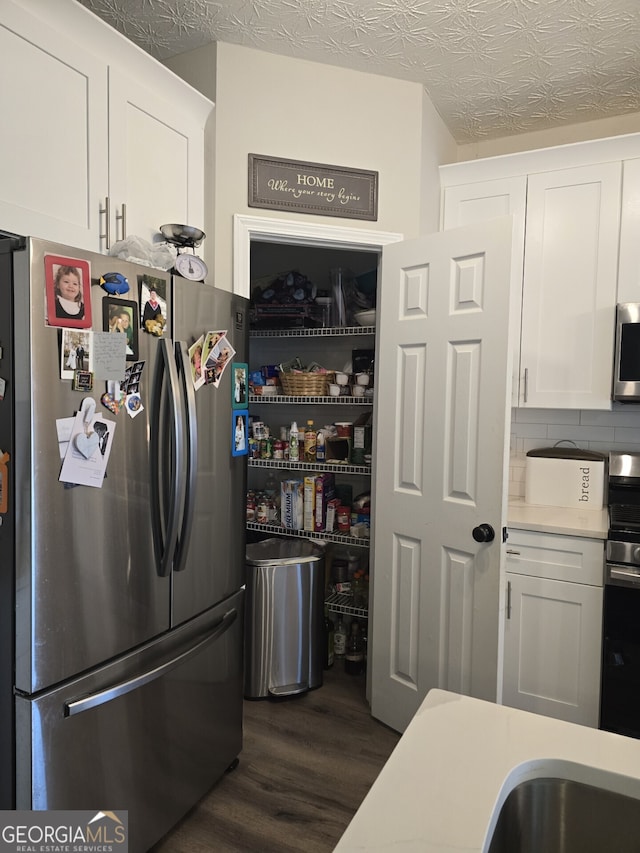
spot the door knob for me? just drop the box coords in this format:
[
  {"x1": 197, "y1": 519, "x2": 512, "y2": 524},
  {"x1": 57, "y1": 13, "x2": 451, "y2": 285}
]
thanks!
[{"x1": 472, "y1": 523, "x2": 495, "y2": 543}]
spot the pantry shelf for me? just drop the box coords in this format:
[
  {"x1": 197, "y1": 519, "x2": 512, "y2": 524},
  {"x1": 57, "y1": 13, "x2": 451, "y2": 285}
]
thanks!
[
  {"x1": 249, "y1": 394, "x2": 372, "y2": 405},
  {"x1": 246, "y1": 521, "x2": 370, "y2": 548},
  {"x1": 325, "y1": 592, "x2": 368, "y2": 619},
  {"x1": 248, "y1": 458, "x2": 371, "y2": 475},
  {"x1": 250, "y1": 325, "x2": 374, "y2": 338}
]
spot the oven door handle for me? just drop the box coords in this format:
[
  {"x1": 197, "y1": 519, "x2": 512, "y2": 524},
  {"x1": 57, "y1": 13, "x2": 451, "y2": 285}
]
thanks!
[{"x1": 607, "y1": 563, "x2": 640, "y2": 587}]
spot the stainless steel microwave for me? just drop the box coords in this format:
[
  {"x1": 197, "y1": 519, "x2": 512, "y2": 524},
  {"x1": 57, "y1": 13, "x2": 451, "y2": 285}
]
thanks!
[{"x1": 613, "y1": 303, "x2": 640, "y2": 401}]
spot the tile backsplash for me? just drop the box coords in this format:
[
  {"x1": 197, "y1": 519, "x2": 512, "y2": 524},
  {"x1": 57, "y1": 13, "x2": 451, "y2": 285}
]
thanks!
[{"x1": 509, "y1": 406, "x2": 640, "y2": 499}]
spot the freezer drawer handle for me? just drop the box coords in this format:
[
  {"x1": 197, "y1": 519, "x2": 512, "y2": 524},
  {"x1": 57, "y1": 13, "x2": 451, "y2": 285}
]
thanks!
[{"x1": 64, "y1": 609, "x2": 238, "y2": 717}]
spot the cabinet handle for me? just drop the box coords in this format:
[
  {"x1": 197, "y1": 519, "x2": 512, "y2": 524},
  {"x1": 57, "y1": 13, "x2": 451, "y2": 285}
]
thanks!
[
  {"x1": 523, "y1": 367, "x2": 529, "y2": 403},
  {"x1": 116, "y1": 202, "x2": 127, "y2": 242},
  {"x1": 506, "y1": 580, "x2": 512, "y2": 620},
  {"x1": 506, "y1": 549, "x2": 521, "y2": 555},
  {"x1": 99, "y1": 196, "x2": 111, "y2": 250}
]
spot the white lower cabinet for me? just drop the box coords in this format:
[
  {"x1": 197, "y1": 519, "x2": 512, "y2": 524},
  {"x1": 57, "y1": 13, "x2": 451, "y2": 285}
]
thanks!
[{"x1": 502, "y1": 529, "x2": 604, "y2": 727}]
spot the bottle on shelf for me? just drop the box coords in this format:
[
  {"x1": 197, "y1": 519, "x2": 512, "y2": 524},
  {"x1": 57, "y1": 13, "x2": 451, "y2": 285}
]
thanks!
[
  {"x1": 324, "y1": 607, "x2": 335, "y2": 669},
  {"x1": 289, "y1": 421, "x2": 299, "y2": 461},
  {"x1": 304, "y1": 419, "x2": 316, "y2": 462},
  {"x1": 334, "y1": 614, "x2": 347, "y2": 659},
  {"x1": 345, "y1": 621, "x2": 365, "y2": 676}
]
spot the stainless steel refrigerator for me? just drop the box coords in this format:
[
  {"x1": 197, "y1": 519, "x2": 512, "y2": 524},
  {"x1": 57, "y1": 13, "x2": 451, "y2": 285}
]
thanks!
[{"x1": 0, "y1": 234, "x2": 247, "y2": 852}]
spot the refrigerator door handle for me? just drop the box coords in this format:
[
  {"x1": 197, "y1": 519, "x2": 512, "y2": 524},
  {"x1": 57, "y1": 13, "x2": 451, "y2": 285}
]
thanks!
[
  {"x1": 173, "y1": 340, "x2": 198, "y2": 573},
  {"x1": 150, "y1": 337, "x2": 187, "y2": 577},
  {"x1": 65, "y1": 609, "x2": 238, "y2": 717}
]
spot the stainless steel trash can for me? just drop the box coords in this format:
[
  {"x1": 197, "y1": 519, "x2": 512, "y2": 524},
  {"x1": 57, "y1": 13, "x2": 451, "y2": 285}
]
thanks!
[{"x1": 245, "y1": 538, "x2": 325, "y2": 699}]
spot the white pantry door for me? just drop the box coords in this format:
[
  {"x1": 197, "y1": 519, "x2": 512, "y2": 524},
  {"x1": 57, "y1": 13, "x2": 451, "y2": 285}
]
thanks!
[{"x1": 370, "y1": 217, "x2": 513, "y2": 733}]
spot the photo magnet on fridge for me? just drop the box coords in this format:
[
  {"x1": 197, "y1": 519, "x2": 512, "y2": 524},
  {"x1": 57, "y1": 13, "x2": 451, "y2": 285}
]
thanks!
[
  {"x1": 232, "y1": 363, "x2": 248, "y2": 408},
  {"x1": 139, "y1": 274, "x2": 167, "y2": 336},
  {"x1": 232, "y1": 410, "x2": 248, "y2": 456},
  {"x1": 103, "y1": 297, "x2": 139, "y2": 361},
  {"x1": 45, "y1": 255, "x2": 92, "y2": 329},
  {"x1": 60, "y1": 328, "x2": 92, "y2": 380}
]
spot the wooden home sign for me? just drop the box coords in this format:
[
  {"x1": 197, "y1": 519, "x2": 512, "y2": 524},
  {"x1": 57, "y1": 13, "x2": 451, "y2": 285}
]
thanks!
[{"x1": 248, "y1": 154, "x2": 378, "y2": 221}]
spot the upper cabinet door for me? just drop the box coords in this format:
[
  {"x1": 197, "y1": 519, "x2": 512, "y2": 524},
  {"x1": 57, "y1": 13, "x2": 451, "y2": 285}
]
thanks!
[
  {"x1": 617, "y1": 158, "x2": 640, "y2": 304},
  {"x1": 442, "y1": 178, "x2": 527, "y2": 406},
  {"x1": 108, "y1": 68, "x2": 207, "y2": 248},
  {"x1": 520, "y1": 163, "x2": 621, "y2": 410},
  {"x1": 0, "y1": 0, "x2": 108, "y2": 249}
]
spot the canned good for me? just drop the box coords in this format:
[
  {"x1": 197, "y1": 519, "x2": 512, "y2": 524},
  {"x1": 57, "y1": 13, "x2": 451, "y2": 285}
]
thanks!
[
  {"x1": 260, "y1": 437, "x2": 273, "y2": 459},
  {"x1": 246, "y1": 492, "x2": 256, "y2": 522},
  {"x1": 273, "y1": 439, "x2": 284, "y2": 459},
  {"x1": 337, "y1": 506, "x2": 351, "y2": 532}
]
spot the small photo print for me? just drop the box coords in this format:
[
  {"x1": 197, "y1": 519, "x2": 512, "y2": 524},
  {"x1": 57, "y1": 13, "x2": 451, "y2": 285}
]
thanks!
[
  {"x1": 232, "y1": 363, "x2": 248, "y2": 408},
  {"x1": 103, "y1": 297, "x2": 139, "y2": 361},
  {"x1": 139, "y1": 274, "x2": 167, "y2": 335},
  {"x1": 189, "y1": 336, "x2": 205, "y2": 390},
  {"x1": 203, "y1": 333, "x2": 236, "y2": 388},
  {"x1": 45, "y1": 255, "x2": 92, "y2": 329},
  {"x1": 122, "y1": 361, "x2": 145, "y2": 396},
  {"x1": 232, "y1": 410, "x2": 248, "y2": 457},
  {"x1": 60, "y1": 329, "x2": 92, "y2": 380}
]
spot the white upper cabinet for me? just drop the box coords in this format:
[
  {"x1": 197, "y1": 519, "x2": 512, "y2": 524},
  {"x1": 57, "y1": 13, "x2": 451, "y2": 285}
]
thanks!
[
  {"x1": 442, "y1": 178, "x2": 527, "y2": 406},
  {"x1": 520, "y1": 163, "x2": 621, "y2": 410},
  {"x1": 617, "y1": 158, "x2": 640, "y2": 304},
  {"x1": 107, "y1": 69, "x2": 207, "y2": 249},
  {"x1": 0, "y1": 0, "x2": 212, "y2": 252},
  {"x1": 440, "y1": 139, "x2": 637, "y2": 410},
  {"x1": 0, "y1": 1, "x2": 108, "y2": 248}
]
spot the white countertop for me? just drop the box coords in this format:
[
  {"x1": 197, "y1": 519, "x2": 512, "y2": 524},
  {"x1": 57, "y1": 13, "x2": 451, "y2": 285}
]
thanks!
[
  {"x1": 334, "y1": 690, "x2": 640, "y2": 853},
  {"x1": 508, "y1": 498, "x2": 608, "y2": 539}
]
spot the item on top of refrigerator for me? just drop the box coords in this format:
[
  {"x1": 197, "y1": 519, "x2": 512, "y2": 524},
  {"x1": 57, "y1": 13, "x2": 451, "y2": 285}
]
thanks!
[{"x1": 109, "y1": 236, "x2": 176, "y2": 270}]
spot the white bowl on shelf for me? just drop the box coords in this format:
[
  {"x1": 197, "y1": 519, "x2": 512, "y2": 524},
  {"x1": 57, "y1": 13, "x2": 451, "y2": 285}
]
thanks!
[{"x1": 354, "y1": 309, "x2": 376, "y2": 327}]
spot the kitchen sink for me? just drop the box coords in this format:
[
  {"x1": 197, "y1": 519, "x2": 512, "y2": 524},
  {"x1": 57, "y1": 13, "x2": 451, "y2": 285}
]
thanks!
[{"x1": 486, "y1": 776, "x2": 640, "y2": 853}]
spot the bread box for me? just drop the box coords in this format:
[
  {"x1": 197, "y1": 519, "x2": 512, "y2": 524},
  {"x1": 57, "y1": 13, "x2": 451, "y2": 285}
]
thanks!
[{"x1": 525, "y1": 445, "x2": 606, "y2": 510}]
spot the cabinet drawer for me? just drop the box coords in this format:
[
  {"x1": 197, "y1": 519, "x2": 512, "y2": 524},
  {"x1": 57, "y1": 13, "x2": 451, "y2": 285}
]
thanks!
[{"x1": 506, "y1": 529, "x2": 604, "y2": 586}]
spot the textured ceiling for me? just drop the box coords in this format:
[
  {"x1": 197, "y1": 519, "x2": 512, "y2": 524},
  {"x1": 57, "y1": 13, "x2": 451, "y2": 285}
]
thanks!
[{"x1": 78, "y1": 0, "x2": 640, "y2": 143}]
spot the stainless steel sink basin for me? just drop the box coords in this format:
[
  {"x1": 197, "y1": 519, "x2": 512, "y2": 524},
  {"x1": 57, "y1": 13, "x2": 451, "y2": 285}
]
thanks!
[{"x1": 487, "y1": 776, "x2": 640, "y2": 853}]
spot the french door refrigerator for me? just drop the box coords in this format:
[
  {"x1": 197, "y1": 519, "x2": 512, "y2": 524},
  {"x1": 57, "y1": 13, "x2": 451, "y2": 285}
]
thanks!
[{"x1": 0, "y1": 234, "x2": 248, "y2": 852}]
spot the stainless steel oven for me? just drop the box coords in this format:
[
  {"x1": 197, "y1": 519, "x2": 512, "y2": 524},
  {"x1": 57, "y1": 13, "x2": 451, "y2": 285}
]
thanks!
[{"x1": 601, "y1": 451, "x2": 640, "y2": 737}]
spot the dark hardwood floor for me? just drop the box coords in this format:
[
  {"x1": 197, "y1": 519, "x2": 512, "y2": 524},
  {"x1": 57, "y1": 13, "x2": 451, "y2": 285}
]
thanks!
[{"x1": 151, "y1": 666, "x2": 400, "y2": 852}]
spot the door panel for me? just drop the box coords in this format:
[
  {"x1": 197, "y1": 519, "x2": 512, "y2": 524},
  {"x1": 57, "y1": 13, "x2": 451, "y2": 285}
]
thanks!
[
  {"x1": 371, "y1": 218, "x2": 512, "y2": 733},
  {"x1": 108, "y1": 68, "x2": 205, "y2": 247},
  {"x1": 0, "y1": 0, "x2": 107, "y2": 249},
  {"x1": 503, "y1": 574, "x2": 601, "y2": 726}
]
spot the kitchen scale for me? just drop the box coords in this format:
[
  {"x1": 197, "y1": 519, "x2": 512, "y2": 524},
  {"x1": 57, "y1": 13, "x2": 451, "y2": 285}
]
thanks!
[{"x1": 160, "y1": 223, "x2": 208, "y2": 281}]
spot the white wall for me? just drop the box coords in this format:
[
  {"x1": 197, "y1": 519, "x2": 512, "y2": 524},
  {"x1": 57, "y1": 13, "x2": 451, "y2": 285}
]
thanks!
[
  {"x1": 509, "y1": 407, "x2": 640, "y2": 499},
  {"x1": 169, "y1": 41, "x2": 456, "y2": 291}
]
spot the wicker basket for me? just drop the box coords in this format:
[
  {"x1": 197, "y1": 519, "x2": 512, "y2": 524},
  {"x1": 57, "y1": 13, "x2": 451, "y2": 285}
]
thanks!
[{"x1": 279, "y1": 371, "x2": 334, "y2": 396}]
